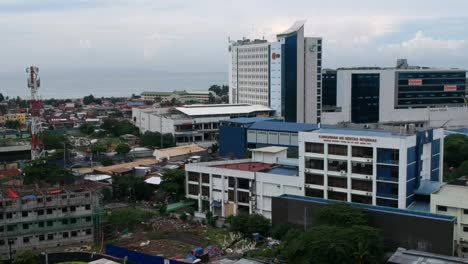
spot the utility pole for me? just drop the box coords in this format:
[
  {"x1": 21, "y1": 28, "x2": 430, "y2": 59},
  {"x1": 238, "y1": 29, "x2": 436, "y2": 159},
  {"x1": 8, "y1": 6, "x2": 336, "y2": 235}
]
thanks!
[{"x1": 160, "y1": 116, "x2": 163, "y2": 149}]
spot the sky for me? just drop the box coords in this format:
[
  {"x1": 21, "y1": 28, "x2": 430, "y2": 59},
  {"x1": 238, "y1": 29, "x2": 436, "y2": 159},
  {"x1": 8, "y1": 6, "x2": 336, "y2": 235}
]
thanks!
[{"x1": 1, "y1": 0, "x2": 468, "y2": 97}]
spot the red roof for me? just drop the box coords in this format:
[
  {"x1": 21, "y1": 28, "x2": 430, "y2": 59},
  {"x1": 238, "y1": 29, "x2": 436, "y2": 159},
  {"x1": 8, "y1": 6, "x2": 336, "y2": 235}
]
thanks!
[
  {"x1": 211, "y1": 162, "x2": 273, "y2": 172},
  {"x1": 0, "y1": 169, "x2": 21, "y2": 178}
]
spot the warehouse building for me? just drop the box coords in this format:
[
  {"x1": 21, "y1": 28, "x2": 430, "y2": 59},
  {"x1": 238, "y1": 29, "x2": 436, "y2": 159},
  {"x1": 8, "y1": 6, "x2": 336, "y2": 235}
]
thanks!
[{"x1": 132, "y1": 104, "x2": 273, "y2": 148}]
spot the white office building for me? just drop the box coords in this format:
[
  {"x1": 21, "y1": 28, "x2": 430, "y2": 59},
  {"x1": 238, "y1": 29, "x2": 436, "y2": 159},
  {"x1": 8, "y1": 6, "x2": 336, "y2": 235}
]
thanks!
[
  {"x1": 431, "y1": 182, "x2": 468, "y2": 257},
  {"x1": 321, "y1": 64, "x2": 468, "y2": 128},
  {"x1": 299, "y1": 127, "x2": 444, "y2": 209},
  {"x1": 229, "y1": 20, "x2": 322, "y2": 123},
  {"x1": 132, "y1": 104, "x2": 273, "y2": 147}
]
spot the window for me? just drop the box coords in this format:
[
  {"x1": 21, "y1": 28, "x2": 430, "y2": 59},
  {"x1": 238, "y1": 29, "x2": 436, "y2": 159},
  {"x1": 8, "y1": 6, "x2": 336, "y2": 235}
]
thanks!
[
  {"x1": 38, "y1": 222, "x2": 44, "y2": 228},
  {"x1": 62, "y1": 219, "x2": 68, "y2": 225},
  {"x1": 328, "y1": 144, "x2": 347, "y2": 156},
  {"x1": 47, "y1": 234, "x2": 54, "y2": 240},
  {"x1": 0, "y1": 240, "x2": 4, "y2": 246},
  {"x1": 22, "y1": 211, "x2": 28, "y2": 217},
  {"x1": 70, "y1": 206, "x2": 76, "y2": 212},
  {"x1": 328, "y1": 176, "x2": 347, "y2": 188},
  {"x1": 352, "y1": 146, "x2": 373, "y2": 158},
  {"x1": 85, "y1": 216, "x2": 91, "y2": 222},
  {"x1": 63, "y1": 232, "x2": 69, "y2": 238},
  {"x1": 238, "y1": 178, "x2": 250, "y2": 189},
  {"x1": 39, "y1": 235, "x2": 45, "y2": 241},
  {"x1": 188, "y1": 184, "x2": 199, "y2": 195},
  {"x1": 62, "y1": 207, "x2": 68, "y2": 213},
  {"x1": 464, "y1": 209, "x2": 468, "y2": 215},
  {"x1": 464, "y1": 226, "x2": 468, "y2": 233},
  {"x1": 305, "y1": 173, "x2": 324, "y2": 185},
  {"x1": 6, "y1": 212, "x2": 12, "y2": 219},
  {"x1": 188, "y1": 172, "x2": 199, "y2": 182},
  {"x1": 85, "y1": 205, "x2": 91, "y2": 210},
  {"x1": 328, "y1": 160, "x2": 348, "y2": 172},
  {"x1": 352, "y1": 162, "x2": 373, "y2": 175},
  {"x1": 71, "y1": 218, "x2": 77, "y2": 224},
  {"x1": 37, "y1": 210, "x2": 44, "y2": 216},
  {"x1": 86, "y1": 229, "x2": 92, "y2": 235},
  {"x1": 305, "y1": 157, "x2": 324, "y2": 170},
  {"x1": 305, "y1": 142, "x2": 324, "y2": 153},
  {"x1": 71, "y1": 231, "x2": 77, "y2": 237},
  {"x1": 47, "y1": 221, "x2": 53, "y2": 227},
  {"x1": 23, "y1": 237, "x2": 30, "y2": 244},
  {"x1": 437, "y1": 205, "x2": 447, "y2": 212},
  {"x1": 201, "y1": 174, "x2": 210, "y2": 184},
  {"x1": 22, "y1": 223, "x2": 29, "y2": 230},
  {"x1": 46, "y1": 197, "x2": 52, "y2": 202}
]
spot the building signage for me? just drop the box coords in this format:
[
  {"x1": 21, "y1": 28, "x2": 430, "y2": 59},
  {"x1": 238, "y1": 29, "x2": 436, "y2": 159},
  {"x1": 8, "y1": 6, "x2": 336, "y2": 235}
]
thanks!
[
  {"x1": 318, "y1": 135, "x2": 377, "y2": 145},
  {"x1": 444, "y1": 85, "x2": 457, "y2": 91},
  {"x1": 408, "y1": 79, "x2": 423, "y2": 85},
  {"x1": 271, "y1": 53, "x2": 281, "y2": 60}
]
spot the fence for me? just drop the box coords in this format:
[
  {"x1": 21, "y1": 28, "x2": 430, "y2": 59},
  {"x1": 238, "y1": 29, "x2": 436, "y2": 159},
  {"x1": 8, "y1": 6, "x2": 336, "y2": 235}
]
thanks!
[{"x1": 106, "y1": 244, "x2": 187, "y2": 264}]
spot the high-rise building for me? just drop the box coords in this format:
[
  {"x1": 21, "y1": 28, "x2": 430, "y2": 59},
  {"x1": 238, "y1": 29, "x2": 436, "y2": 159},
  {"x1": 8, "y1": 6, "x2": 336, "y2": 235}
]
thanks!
[
  {"x1": 229, "y1": 21, "x2": 322, "y2": 123},
  {"x1": 321, "y1": 61, "x2": 468, "y2": 128}
]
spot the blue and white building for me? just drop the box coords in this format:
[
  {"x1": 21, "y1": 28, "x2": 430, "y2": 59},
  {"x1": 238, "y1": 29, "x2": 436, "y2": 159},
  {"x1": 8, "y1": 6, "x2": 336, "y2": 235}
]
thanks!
[
  {"x1": 229, "y1": 20, "x2": 323, "y2": 123},
  {"x1": 299, "y1": 127, "x2": 444, "y2": 209}
]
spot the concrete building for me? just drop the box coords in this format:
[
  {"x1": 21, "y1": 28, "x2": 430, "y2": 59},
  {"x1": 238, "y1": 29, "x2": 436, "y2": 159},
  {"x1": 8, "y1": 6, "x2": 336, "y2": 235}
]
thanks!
[
  {"x1": 0, "y1": 182, "x2": 101, "y2": 260},
  {"x1": 228, "y1": 39, "x2": 270, "y2": 107},
  {"x1": 132, "y1": 104, "x2": 273, "y2": 147},
  {"x1": 0, "y1": 114, "x2": 27, "y2": 126},
  {"x1": 229, "y1": 20, "x2": 322, "y2": 123},
  {"x1": 185, "y1": 147, "x2": 301, "y2": 219},
  {"x1": 141, "y1": 90, "x2": 213, "y2": 103},
  {"x1": 322, "y1": 63, "x2": 468, "y2": 128},
  {"x1": 431, "y1": 182, "x2": 468, "y2": 257},
  {"x1": 219, "y1": 117, "x2": 318, "y2": 158},
  {"x1": 300, "y1": 127, "x2": 444, "y2": 209}
]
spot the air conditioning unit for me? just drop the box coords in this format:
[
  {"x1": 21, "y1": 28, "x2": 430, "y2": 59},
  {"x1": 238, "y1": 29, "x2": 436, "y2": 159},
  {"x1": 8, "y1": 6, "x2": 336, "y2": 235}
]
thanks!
[
  {"x1": 201, "y1": 196, "x2": 209, "y2": 200},
  {"x1": 328, "y1": 187, "x2": 334, "y2": 191},
  {"x1": 366, "y1": 192, "x2": 372, "y2": 196},
  {"x1": 340, "y1": 170, "x2": 346, "y2": 175},
  {"x1": 365, "y1": 176, "x2": 371, "y2": 179},
  {"x1": 366, "y1": 159, "x2": 372, "y2": 162}
]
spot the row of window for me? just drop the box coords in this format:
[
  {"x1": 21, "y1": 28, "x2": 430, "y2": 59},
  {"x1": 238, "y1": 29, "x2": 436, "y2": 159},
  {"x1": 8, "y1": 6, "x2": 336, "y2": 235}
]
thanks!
[
  {"x1": 0, "y1": 193, "x2": 91, "y2": 207},
  {"x1": 238, "y1": 54, "x2": 268, "y2": 59},
  {"x1": 238, "y1": 61, "x2": 268, "y2": 66},
  {"x1": 0, "y1": 216, "x2": 92, "y2": 232},
  {"x1": 238, "y1": 74, "x2": 268, "y2": 79},
  {"x1": 239, "y1": 68, "x2": 268, "y2": 73},
  {"x1": 238, "y1": 47, "x2": 268, "y2": 53},
  {"x1": 238, "y1": 81, "x2": 268, "y2": 86},
  {"x1": 0, "y1": 229, "x2": 93, "y2": 246},
  {"x1": 0, "y1": 205, "x2": 92, "y2": 220},
  {"x1": 305, "y1": 158, "x2": 373, "y2": 175}
]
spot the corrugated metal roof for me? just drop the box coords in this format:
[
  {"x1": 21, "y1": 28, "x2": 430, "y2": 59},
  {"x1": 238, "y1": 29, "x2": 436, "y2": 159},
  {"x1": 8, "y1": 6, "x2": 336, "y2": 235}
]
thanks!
[
  {"x1": 248, "y1": 121, "x2": 318, "y2": 133},
  {"x1": 175, "y1": 104, "x2": 272, "y2": 116},
  {"x1": 225, "y1": 117, "x2": 277, "y2": 124}
]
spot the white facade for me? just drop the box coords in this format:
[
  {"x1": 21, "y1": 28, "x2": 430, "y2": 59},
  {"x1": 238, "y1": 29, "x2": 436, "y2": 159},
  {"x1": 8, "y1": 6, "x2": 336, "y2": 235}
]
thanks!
[
  {"x1": 229, "y1": 40, "x2": 270, "y2": 106},
  {"x1": 132, "y1": 104, "x2": 272, "y2": 147},
  {"x1": 431, "y1": 184, "x2": 468, "y2": 258},
  {"x1": 269, "y1": 41, "x2": 283, "y2": 117},
  {"x1": 185, "y1": 149, "x2": 302, "y2": 219},
  {"x1": 322, "y1": 68, "x2": 468, "y2": 128},
  {"x1": 299, "y1": 128, "x2": 444, "y2": 209}
]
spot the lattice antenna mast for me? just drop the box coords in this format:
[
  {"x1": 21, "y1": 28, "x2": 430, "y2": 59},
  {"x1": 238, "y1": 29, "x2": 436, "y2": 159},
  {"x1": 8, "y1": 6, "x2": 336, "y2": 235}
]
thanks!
[{"x1": 26, "y1": 66, "x2": 44, "y2": 160}]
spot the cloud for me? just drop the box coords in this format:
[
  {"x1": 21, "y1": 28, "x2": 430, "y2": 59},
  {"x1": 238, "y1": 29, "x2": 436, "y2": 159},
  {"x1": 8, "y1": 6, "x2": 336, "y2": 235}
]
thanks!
[
  {"x1": 379, "y1": 31, "x2": 468, "y2": 53},
  {"x1": 78, "y1": 39, "x2": 92, "y2": 49}
]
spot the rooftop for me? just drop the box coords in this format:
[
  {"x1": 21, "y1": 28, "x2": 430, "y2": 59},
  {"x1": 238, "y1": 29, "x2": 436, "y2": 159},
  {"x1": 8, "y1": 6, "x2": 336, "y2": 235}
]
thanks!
[
  {"x1": 174, "y1": 104, "x2": 272, "y2": 117},
  {"x1": 313, "y1": 127, "x2": 414, "y2": 138},
  {"x1": 153, "y1": 144, "x2": 206, "y2": 159},
  {"x1": 248, "y1": 121, "x2": 318, "y2": 133},
  {"x1": 280, "y1": 195, "x2": 456, "y2": 221},
  {"x1": 250, "y1": 146, "x2": 288, "y2": 153},
  {"x1": 224, "y1": 117, "x2": 278, "y2": 125},
  {"x1": 388, "y1": 247, "x2": 468, "y2": 264},
  {"x1": 277, "y1": 20, "x2": 306, "y2": 37},
  {"x1": 211, "y1": 162, "x2": 298, "y2": 176},
  {"x1": 94, "y1": 158, "x2": 158, "y2": 175}
]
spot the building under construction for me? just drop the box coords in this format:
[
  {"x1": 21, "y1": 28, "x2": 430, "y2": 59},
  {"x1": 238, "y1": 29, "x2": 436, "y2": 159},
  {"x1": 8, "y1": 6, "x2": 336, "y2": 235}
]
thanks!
[{"x1": 0, "y1": 181, "x2": 103, "y2": 260}]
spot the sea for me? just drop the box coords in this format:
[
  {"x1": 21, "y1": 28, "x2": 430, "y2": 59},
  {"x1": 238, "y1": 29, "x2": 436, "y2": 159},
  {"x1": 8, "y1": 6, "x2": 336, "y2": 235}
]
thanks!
[{"x1": 0, "y1": 69, "x2": 228, "y2": 99}]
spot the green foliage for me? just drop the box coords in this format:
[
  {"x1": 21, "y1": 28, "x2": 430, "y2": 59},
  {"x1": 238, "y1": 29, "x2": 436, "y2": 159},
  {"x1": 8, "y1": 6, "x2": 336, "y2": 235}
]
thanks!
[
  {"x1": 99, "y1": 157, "x2": 114, "y2": 166},
  {"x1": 5, "y1": 120, "x2": 20, "y2": 129},
  {"x1": 454, "y1": 160, "x2": 468, "y2": 178},
  {"x1": 107, "y1": 208, "x2": 154, "y2": 231},
  {"x1": 79, "y1": 123, "x2": 95, "y2": 135},
  {"x1": 23, "y1": 161, "x2": 74, "y2": 185},
  {"x1": 270, "y1": 204, "x2": 384, "y2": 264},
  {"x1": 444, "y1": 134, "x2": 468, "y2": 168},
  {"x1": 140, "y1": 131, "x2": 175, "y2": 148},
  {"x1": 158, "y1": 204, "x2": 168, "y2": 215},
  {"x1": 91, "y1": 144, "x2": 107, "y2": 155},
  {"x1": 271, "y1": 224, "x2": 295, "y2": 240},
  {"x1": 0, "y1": 93, "x2": 4, "y2": 102},
  {"x1": 115, "y1": 143, "x2": 131, "y2": 155},
  {"x1": 12, "y1": 250, "x2": 38, "y2": 264},
  {"x1": 101, "y1": 187, "x2": 113, "y2": 202},
  {"x1": 186, "y1": 207, "x2": 195, "y2": 216},
  {"x1": 179, "y1": 212, "x2": 188, "y2": 221},
  {"x1": 315, "y1": 203, "x2": 368, "y2": 227},
  {"x1": 43, "y1": 133, "x2": 68, "y2": 150},
  {"x1": 101, "y1": 118, "x2": 139, "y2": 137},
  {"x1": 206, "y1": 211, "x2": 217, "y2": 227},
  {"x1": 83, "y1": 94, "x2": 102, "y2": 105},
  {"x1": 226, "y1": 213, "x2": 271, "y2": 237},
  {"x1": 160, "y1": 169, "x2": 185, "y2": 200},
  {"x1": 113, "y1": 174, "x2": 154, "y2": 201},
  {"x1": 210, "y1": 143, "x2": 219, "y2": 154}
]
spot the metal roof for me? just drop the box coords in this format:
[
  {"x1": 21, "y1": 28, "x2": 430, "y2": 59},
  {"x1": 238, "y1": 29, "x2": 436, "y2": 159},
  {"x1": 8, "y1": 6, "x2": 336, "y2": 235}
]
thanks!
[
  {"x1": 250, "y1": 146, "x2": 288, "y2": 153},
  {"x1": 225, "y1": 117, "x2": 278, "y2": 124},
  {"x1": 445, "y1": 128, "x2": 468, "y2": 136},
  {"x1": 413, "y1": 180, "x2": 442, "y2": 195},
  {"x1": 248, "y1": 121, "x2": 318, "y2": 133},
  {"x1": 280, "y1": 194, "x2": 456, "y2": 221},
  {"x1": 175, "y1": 104, "x2": 272, "y2": 116},
  {"x1": 314, "y1": 128, "x2": 409, "y2": 138}
]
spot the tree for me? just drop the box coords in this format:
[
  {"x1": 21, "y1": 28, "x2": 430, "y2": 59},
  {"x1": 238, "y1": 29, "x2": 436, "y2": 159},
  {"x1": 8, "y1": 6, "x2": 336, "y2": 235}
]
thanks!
[
  {"x1": 140, "y1": 131, "x2": 175, "y2": 148},
  {"x1": 108, "y1": 208, "x2": 154, "y2": 231},
  {"x1": 113, "y1": 174, "x2": 154, "y2": 201},
  {"x1": 91, "y1": 144, "x2": 107, "y2": 155},
  {"x1": 210, "y1": 143, "x2": 219, "y2": 154},
  {"x1": 43, "y1": 133, "x2": 68, "y2": 150},
  {"x1": 226, "y1": 213, "x2": 271, "y2": 237},
  {"x1": 100, "y1": 119, "x2": 139, "y2": 137},
  {"x1": 160, "y1": 169, "x2": 185, "y2": 200},
  {"x1": 315, "y1": 203, "x2": 367, "y2": 227},
  {"x1": 23, "y1": 161, "x2": 74, "y2": 185},
  {"x1": 79, "y1": 123, "x2": 95, "y2": 135},
  {"x1": 116, "y1": 143, "x2": 131, "y2": 157},
  {"x1": 444, "y1": 134, "x2": 468, "y2": 168},
  {"x1": 454, "y1": 160, "x2": 468, "y2": 178},
  {"x1": 99, "y1": 157, "x2": 114, "y2": 166},
  {"x1": 5, "y1": 120, "x2": 20, "y2": 129},
  {"x1": 83, "y1": 94, "x2": 97, "y2": 105},
  {"x1": 12, "y1": 250, "x2": 38, "y2": 264},
  {"x1": 0, "y1": 93, "x2": 4, "y2": 102}
]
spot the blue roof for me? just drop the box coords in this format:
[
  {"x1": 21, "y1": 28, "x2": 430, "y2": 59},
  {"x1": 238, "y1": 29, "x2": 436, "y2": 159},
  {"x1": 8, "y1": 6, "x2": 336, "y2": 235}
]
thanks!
[
  {"x1": 445, "y1": 128, "x2": 468, "y2": 136},
  {"x1": 414, "y1": 180, "x2": 442, "y2": 195},
  {"x1": 265, "y1": 166, "x2": 298, "y2": 176},
  {"x1": 225, "y1": 117, "x2": 277, "y2": 125},
  {"x1": 249, "y1": 121, "x2": 318, "y2": 133},
  {"x1": 316, "y1": 128, "x2": 409, "y2": 138},
  {"x1": 280, "y1": 194, "x2": 455, "y2": 221}
]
